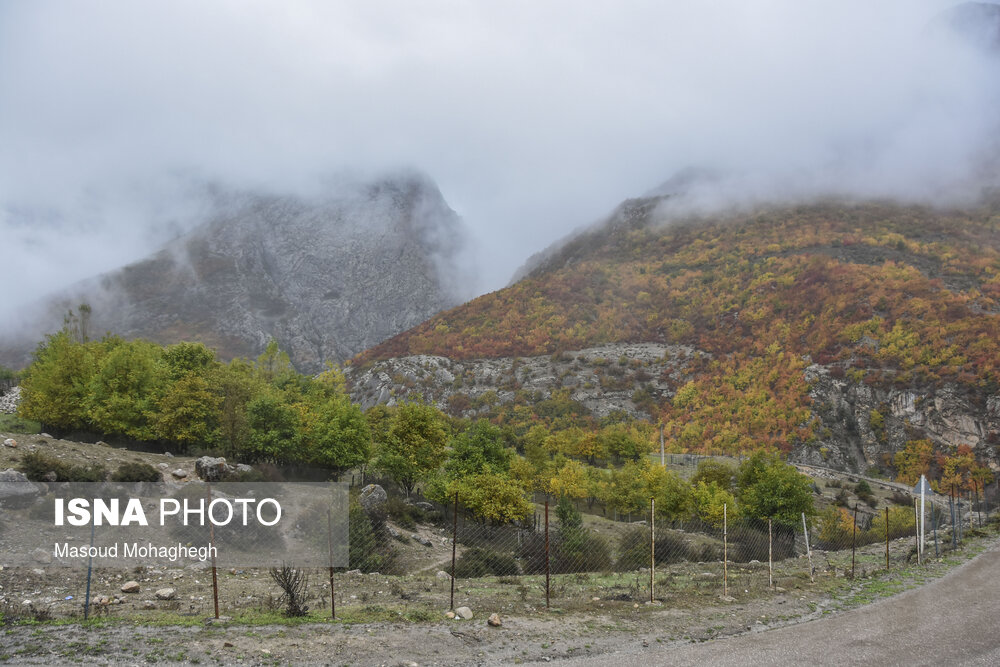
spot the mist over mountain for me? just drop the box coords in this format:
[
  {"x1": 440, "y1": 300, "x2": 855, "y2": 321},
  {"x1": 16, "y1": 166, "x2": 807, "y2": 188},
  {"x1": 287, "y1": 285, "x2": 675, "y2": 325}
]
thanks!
[
  {"x1": 1, "y1": 173, "x2": 472, "y2": 373},
  {"x1": 4, "y1": 1, "x2": 1000, "y2": 300}
]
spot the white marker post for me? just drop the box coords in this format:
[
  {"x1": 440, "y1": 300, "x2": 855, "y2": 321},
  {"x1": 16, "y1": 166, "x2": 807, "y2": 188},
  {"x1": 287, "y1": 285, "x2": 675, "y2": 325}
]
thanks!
[{"x1": 920, "y1": 474, "x2": 926, "y2": 556}]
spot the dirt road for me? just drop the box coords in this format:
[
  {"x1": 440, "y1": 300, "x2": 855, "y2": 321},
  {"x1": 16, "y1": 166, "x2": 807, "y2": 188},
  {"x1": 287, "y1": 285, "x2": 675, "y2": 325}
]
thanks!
[{"x1": 562, "y1": 537, "x2": 1000, "y2": 666}]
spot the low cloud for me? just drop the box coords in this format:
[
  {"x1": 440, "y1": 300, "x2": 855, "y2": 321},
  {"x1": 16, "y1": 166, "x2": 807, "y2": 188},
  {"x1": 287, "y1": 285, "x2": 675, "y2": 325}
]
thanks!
[{"x1": 1, "y1": 0, "x2": 996, "y2": 324}]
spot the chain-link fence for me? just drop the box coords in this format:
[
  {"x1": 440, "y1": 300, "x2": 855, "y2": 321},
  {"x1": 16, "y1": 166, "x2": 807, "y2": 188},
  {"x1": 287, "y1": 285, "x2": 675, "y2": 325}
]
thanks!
[{"x1": 2, "y1": 483, "x2": 995, "y2": 624}]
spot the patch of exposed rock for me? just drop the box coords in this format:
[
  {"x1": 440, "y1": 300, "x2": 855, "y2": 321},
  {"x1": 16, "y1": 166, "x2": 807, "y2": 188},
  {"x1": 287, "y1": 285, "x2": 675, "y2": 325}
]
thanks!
[
  {"x1": 0, "y1": 386, "x2": 21, "y2": 414},
  {"x1": 346, "y1": 343, "x2": 699, "y2": 420},
  {"x1": 792, "y1": 364, "x2": 1000, "y2": 473}
]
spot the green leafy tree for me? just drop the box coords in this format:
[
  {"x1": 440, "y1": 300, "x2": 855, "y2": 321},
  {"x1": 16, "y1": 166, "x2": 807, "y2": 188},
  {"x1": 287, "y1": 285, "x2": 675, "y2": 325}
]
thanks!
[
  {"x1": 692, "y1": 481, "x2": 737, "y2": 527},
  {"x1": 690, "y1": 459, "x2": 737, "y2": 490},
  {"x1": 643, "y1": 463, "x2": 694, "y2": 522},
  {"x1": 553, "y1": 493, "x2": 612, "y2": 572},
  {"x1": 302, "y1": 393, "x2": 370, "y2": 473},
  {"x1": 736, "y1": 452, "x2": 815, "y2": 528},
  {"x1": 601, "y1": 459, "x2": 649, "y2": 517},
  {"x1": 245, "y1": 393, "x2": 300, "y2": 463},
  {"x1": 85, "y1": 339, "x2": 168, "y2": 440},
  {"x1": 163, "y1": 342, "x2": 217, "y2": 379},
  {"x1": 256, "y1": 338, "x2": 295, "y2": 384},
  {"x1": 211, "y1": 358, "x2": 262, "y2": 460},
  {"x1": 155, "y1": 372, "x2": 221, "y2": 448},
  {"x1": 18, "y1": 331, "x2": 102, "y2": 431},
  {"x1": 445, "y1": 419, "x2": 511, "y2": 478},
  {"x1": 453, "y1": 472, "x2": 532, "y2": 524},
  {"x1": 373, "y1": 401, "x2": 448, "y2": 496},
  {"x1": 549, "y1": 457, "x2": 589, "y2": 500},
  {"x1": 598, "y1": 423, "x2": 648, "y2": 462}
]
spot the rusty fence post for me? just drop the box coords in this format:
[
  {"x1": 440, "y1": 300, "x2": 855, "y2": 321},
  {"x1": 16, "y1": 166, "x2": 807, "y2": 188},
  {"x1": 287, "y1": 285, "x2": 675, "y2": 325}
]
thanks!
[
  {"x1": 84, "y1": 521, "x2": 95, "y2": 620},
  {"x1": 450, "y1": 492, "x2": 458, "y2": 611},
  {"x1": 851, "y1": 504, "x2": 858, "y2": 578},
  {"x1": 207, "y1": 482, "x2": 219, "y2": 619},
  {"x1": 724, "y1": 504, "x2": 728, "y2": 596},
  {"x1": 768, "y1": 518, "x2": 773, "y2": 590},
  {"x1": 885, "y1": 506, "x2": 889, "y2": 570},
  {"x1": 545, "y1": 499, "x2": 550, "y2": 609},
  {"x1": 802, "y1": 511, "x2": 814, "y2": 583},
  {"x1": 650, "y1": 497, "x2": 655, "y2": 603},
  {"x1": 327, "y1": 508, "x2": 336, "y2": 619}
]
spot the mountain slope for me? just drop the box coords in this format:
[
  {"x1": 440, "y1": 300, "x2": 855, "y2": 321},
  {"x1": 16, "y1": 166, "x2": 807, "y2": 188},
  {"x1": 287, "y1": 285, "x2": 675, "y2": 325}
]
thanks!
[
  {"x1": 350, "y1": 196, "x2": 1000, "y2": 473},
  {"x1": 3, "y1": 173, "x2": 470, "y2": 373}
]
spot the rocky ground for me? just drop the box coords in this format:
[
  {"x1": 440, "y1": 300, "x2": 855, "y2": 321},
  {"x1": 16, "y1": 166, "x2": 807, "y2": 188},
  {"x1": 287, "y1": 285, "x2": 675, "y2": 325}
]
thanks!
[
  {"x1": 0, "y1": 538, "x2": 992, "y2": 666},
  {"x1": 2, "y1": 426, "x2": 997, "y2": 664}
]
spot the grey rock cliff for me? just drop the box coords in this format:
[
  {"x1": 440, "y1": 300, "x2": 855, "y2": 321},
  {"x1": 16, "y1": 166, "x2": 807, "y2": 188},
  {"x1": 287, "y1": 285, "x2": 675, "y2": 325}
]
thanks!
[{"x1": 3, "y1": 173, "x2": 472, "y2": 373}]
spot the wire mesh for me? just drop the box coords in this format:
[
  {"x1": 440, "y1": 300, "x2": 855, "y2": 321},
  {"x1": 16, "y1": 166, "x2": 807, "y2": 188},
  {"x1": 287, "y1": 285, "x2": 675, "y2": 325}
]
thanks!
[{"x1": 1, "y1": 486, "x2": 991, "y2": 623}]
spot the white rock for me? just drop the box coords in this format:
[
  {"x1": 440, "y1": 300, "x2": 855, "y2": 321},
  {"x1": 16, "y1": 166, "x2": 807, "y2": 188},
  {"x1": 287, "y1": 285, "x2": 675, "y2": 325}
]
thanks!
[{"x1": 155, "y1": 588, "x2": 176, "y2": 600}]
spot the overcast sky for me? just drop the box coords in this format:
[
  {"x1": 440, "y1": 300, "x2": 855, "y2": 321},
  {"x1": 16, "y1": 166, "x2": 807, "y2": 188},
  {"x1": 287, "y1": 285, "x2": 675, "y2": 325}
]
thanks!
[{"x1": 1, "y1": 0, "x2": 997, "y2": 320}]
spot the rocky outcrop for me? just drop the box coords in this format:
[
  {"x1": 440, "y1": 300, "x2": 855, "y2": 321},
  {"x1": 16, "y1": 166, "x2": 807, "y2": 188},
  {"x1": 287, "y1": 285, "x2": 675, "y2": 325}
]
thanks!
[
  {"x1": 349, "y1": 345, "x2": 999, "y2": 475},
  {"x1": 359, "y1": 484, "x2": 388, "y2": 521},
  {"x1": 194, "y1": 456, "x2": 234, "y2": 482},
  {"x1": 1, "y1": 172, "x2": 471, "y2": 373},
  {"x1": 347, "y1": 343, "x2": 699, "y2": 420},
  {"x1": 792, "y1": 364, "x2": 1000, "y2": 473},
  {"x1": 0, "y1": 387, "x2": 20, "y2": 414}
]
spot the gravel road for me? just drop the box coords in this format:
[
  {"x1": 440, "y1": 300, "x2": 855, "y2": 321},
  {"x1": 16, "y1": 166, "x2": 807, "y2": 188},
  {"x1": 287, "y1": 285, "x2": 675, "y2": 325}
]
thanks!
[{"x1": 561, "y1": 537, "x2": 1000, "y2": 666}]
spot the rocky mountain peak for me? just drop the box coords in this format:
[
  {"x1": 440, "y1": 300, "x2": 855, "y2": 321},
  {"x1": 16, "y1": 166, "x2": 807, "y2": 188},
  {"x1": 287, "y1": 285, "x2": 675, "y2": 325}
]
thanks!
[{"x1": 1, "y1": 172, "x2": 473, "y2": 373}]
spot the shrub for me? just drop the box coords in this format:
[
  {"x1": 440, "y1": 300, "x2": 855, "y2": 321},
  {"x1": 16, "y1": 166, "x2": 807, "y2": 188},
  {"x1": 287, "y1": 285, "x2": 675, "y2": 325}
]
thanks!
[
  {"x1": 514, "y1": 530, "x2": 547, "y2": 575},
  {"x1": 552, "y1": 496, "x2": 613, "y2": 573},
  {"x1": 385, "y1": 496, "x2": 424, "y2": 530},
  {"x1": 454, "y1": 547, "x2": 520, "y2": 578},
  {"x1": 855, "y1": 480, "x2": 875, "y2": 506},
  {"x1": 553, "y1": 529, "x2": 613, "y2": 573},
  {"x1": 111, "y1": 462, "x2": 162, "y2": 483},
  {"x1": 618, "y1": 529, "x2": 708, "y2": 568},
  {"x1": 269, "y1": 564, "x2": 309, "y2": 617},
  {"x1": 616, "y1": 526, "x2": 653, "y2": 570},
  {"x1": 19, "y1": 451, "x2": 106, "y2": 482},
  {"x1": 889, "y1": 491, "x2": 911, "y2": 506},
  {"x1": 349, "y1": 502, "x2": 395, "y2": 573},
  {"x1": 728, "y1": 522, "x2": 797, "y2": 561}
]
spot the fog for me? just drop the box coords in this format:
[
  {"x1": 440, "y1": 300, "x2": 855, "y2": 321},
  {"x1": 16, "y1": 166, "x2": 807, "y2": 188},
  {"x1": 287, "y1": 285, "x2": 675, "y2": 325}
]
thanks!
[{"x1": 1, "y1": 0, "x2": 997, "y2": 324}]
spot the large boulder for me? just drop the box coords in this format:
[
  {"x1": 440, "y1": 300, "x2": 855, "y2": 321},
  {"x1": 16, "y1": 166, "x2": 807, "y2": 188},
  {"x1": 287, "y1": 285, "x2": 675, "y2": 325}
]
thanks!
[
  {"x1": 0, "y1": 469, "x2": 40, "y2": 507},
  {"x1": 195, "y1": 457, "x2": 234, "y2": 482},
  {"x1": 359, "y1": 484, "x2": 388, "y2": 521}
]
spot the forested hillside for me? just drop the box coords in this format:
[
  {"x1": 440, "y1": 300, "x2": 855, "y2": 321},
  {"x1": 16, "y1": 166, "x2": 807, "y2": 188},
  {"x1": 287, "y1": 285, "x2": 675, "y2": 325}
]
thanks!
[{"x1": 351, "y1": 198, "x2": 1000, "y2": 475}]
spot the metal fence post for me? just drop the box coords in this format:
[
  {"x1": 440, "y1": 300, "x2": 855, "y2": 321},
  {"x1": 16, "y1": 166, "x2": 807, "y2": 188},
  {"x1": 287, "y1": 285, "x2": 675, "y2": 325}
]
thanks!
[
  {"x1": 450, "y1": 492, "x2": 458, "y2": 611},
  {"x1": 884, "y1": 506, "x2": 889, "y2": 570},
  {"x1": 851, "y1": 504, "x2": 858, "y2": 578},
  {"x1": 327, "y1": 508, "x2": 336, "y2": 619},
  {"x1": 802, "y1": 511, "x2": 814, "y2": 583},
  {"x1": 768, "y1": 518, "x2": 773, "y2": 590},
  {"x1": 950, "y1": 485, "x2": 957, "y2": 548},
  {"x1": 84, "y1": 521, "x2": 95, "y2": 620},
  {"x1": 545, "y1": 499, "x2": 550, "y2": 609},
  {"x1": 913, "y1": 498, "x2": 919, "y2": 565},
  {"x1": 650, "y1": 497, "x2": 655, "y2": 603},
  {"x1": 207, "y1": 482, "x2": 219, "y2": 619},
  {"x1": 724, "y1": 504, "x2": 729, "y2": 596}
]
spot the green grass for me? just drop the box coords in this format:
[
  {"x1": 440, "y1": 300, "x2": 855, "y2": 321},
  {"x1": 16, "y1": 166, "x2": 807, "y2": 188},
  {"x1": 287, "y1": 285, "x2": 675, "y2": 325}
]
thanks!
[{"x1": 0, "y1": 413, "x2": 41, "y2": 434}]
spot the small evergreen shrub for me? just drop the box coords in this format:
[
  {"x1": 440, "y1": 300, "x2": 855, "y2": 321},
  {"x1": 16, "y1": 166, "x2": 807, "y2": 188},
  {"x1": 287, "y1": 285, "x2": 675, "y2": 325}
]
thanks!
[
  {"x1": 454, "y1": 547, "x2": 520, "y2": 578},
  {"x1": 111, "y1": 462, "x2": 162, "y2": 483}
]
